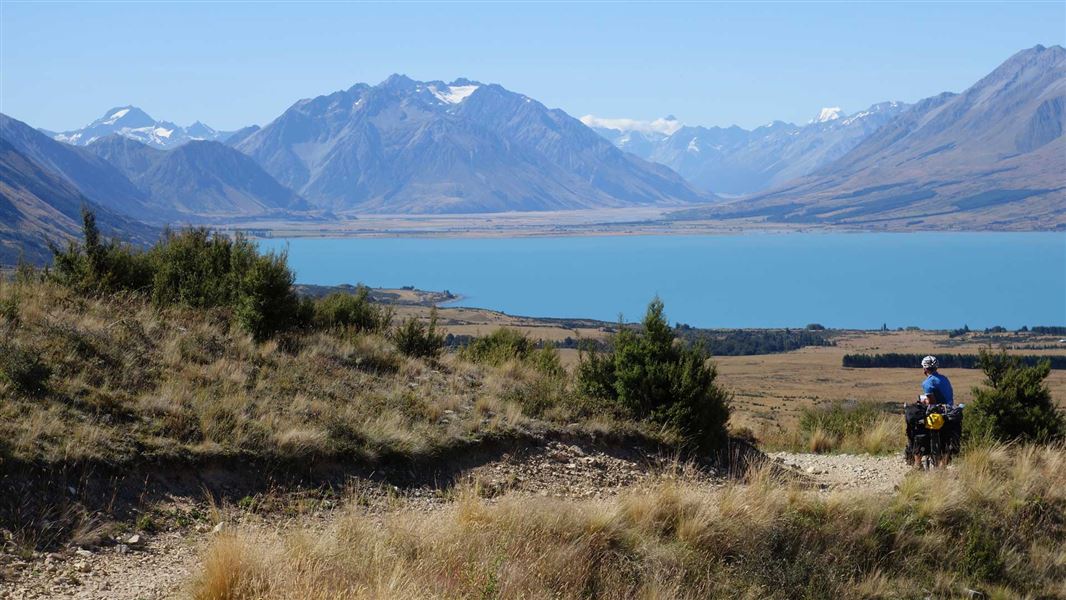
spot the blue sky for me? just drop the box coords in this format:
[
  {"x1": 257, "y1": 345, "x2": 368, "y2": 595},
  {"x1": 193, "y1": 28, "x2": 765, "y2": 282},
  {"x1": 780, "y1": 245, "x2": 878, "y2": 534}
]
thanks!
[{"x1": 2, "y1": 2, "x2": 1063, "y2": 132}]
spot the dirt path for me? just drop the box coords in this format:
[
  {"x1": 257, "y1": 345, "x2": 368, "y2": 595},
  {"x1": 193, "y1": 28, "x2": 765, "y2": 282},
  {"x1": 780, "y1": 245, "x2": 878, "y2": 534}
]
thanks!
[
  {"x1": 768, "y1": 451, "x2": 911, "y2": 493},
  {"x1": 0, "y1": 447, "x2": 908, "y2": 599},
  {"x1": 0, "y1": 441, "x2": 717, "y2": 599}
]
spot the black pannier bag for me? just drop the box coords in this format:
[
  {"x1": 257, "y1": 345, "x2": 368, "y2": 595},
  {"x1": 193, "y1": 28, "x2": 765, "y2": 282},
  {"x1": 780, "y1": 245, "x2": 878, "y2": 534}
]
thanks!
[
  {"x1": 904, "y1": 403, "x2": 929, "y2": 461},
  {"x1": 941, "y1": 405, "x2": 964, "y2": 455}
]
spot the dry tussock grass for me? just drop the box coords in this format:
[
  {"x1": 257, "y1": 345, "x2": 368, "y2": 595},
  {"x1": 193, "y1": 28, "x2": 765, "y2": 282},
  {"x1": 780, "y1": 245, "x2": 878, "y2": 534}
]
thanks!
[
  {"x1": 0, "y1": 279, "x2": 612, "y2": 465},
  {"x1": 761, "y1": 407, "x2": 907, "y2": 456},
  {"x1": 190, "y1": 444, "x2": 1066, "y2": 599}
]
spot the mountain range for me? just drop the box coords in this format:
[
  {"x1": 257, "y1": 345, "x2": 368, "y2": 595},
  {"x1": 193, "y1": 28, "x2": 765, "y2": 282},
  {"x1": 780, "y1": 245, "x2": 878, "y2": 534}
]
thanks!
[
  {"x1": 672, "y1": 44, "x2": 1065, "y2": 230},
  {"x1": 231, "y1": 75, "x2": 709, "y2": 213},
  {"x1": 585, "y1": 101, "x2": 910, "y2": 196},
  {"x1": 2, "y1": 114, "x2": 303, "y2": 223},
  {"x1": 47, "y1": 106, "x2": 233, "y2": 149},
  {"x1": 1, "y1": 44, "x2": 1064, "y2": 265}
]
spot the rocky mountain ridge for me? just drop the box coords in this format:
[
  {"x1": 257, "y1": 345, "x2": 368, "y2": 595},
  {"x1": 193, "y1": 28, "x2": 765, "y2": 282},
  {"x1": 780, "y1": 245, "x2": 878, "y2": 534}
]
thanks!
[{"x1": 232, "y1": 75, "x2": 712, "y2": 213}]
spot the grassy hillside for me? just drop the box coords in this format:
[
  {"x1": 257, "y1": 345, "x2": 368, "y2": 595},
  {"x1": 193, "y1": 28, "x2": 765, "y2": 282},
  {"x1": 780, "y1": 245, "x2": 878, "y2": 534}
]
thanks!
[{"x1": 0, "y1": 277, "x2": 647, "y2": 467}]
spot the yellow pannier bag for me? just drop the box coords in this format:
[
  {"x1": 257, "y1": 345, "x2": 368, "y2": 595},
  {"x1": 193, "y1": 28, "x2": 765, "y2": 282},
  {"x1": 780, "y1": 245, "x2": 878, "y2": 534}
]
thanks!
[{"x1": 925, "y1": 413, "x2": 945, "y2": 430}]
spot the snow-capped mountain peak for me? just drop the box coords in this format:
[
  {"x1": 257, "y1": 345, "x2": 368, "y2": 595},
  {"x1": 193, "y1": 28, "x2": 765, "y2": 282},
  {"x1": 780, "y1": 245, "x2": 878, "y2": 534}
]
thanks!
[
  {"x1": 810, "y1": 107, "x2": 843, "y2": 124},
  {"x1": 53, "y1": 106, "x2": 236, "y2": 149}
]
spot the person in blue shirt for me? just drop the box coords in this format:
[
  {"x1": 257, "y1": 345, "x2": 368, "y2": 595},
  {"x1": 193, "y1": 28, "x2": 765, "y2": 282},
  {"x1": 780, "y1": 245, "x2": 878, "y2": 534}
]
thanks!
[{"x1": 920, "y1": 355, "x2": 954, "y2": 406}]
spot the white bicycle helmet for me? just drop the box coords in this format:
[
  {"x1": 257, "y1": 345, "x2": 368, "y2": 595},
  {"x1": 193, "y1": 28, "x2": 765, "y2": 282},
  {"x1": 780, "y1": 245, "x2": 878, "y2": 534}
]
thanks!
[{"x1": 921, "y1": 355, "x2": 939, "y2": 369}]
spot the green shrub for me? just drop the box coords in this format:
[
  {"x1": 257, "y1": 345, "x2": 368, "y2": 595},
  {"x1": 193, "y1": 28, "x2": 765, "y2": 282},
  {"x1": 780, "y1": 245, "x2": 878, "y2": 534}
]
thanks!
[
  {"x1": 234, "y1": 249, "x2": 301, "y2": 341},
  {"x1": 0, "y1": 291, "x2": 18, "y2": 322},
  {"x1": 576, "y1": 341, "x2": 616, "y2": 402},
  {"x1": 0, "y1": 341, "x2": 51, "y2": 395},
  {"x1": 577, "y1": 298, "x2": 731, "y2": 452},
  {"x1": 461, "y1": 328, "x2": 564, "y2": 377},
  {"x1": 529, "y1": 345, "x2": 564, "y2": 378},
  {"x1": 393, "y1": 309, "x2": 445, "y2": 359},
  {"x1": 966, "y1": 349, "x2": 1064, "y2": 443},
  {"x1": 50, "y1": 210, "x2": 304, "y2": 341},
  {"x1": 313, "y1": 289, "x2": 392, "y2": 333},
  {"x1": 462, "y1": 328, "x2": 534, "y2": 366},
  {"x1": 149, "y1": 228, "x2": 243, "y2": 308},
  {"x1": 51, "y1": 208, "x2": 154, "y2": 294}
]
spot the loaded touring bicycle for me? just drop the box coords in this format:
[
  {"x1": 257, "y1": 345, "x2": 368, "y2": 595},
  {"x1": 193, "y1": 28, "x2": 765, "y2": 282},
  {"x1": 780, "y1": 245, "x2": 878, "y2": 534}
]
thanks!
[{"x1": 904, "y1": 401, "x2": 963, "y2": 469}]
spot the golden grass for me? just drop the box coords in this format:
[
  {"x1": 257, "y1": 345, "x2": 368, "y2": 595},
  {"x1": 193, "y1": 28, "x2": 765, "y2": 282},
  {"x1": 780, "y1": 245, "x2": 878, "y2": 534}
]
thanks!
[
  {"x1": 761, "y1": 412, "x2": 907, "y2": 456},
  {"x1": 190, "y1": 444, "x2": 1066, "y2": 600},
  {"x1": 0, "y1": 279, "x2": 614, "y2": 465}
]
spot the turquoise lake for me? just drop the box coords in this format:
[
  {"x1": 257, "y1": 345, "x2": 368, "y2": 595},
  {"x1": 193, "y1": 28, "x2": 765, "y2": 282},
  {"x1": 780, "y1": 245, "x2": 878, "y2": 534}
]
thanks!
[{"x1": 259, "y1": 233, "x2": 1066, "y2": 330}]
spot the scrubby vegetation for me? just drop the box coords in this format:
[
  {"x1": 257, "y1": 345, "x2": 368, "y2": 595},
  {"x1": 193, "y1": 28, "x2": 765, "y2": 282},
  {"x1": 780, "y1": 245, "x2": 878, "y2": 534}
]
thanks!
[
  {"x1": 51, "y1": 210, "x2": 303, "y2": 340},
  {"x1": 578, "y1": 299, "x2": 731, "y2": 452},
  {"x1": 192, "y1": 444, "x2": 1066, "y2": 600},
  {"x1": 0, "y1": 215, "x2": 728, "y2": 467},
  {"x1": 0, "y1": 275, "x2": 647, "y2": 466},
  {"x1": 312, "y1": 288, "x2": 393, "y2": 333},
  {"x1": 392, "y1": 309, "x2": 445, "y2": 359},
  {"x1": 967, "y1": 349, "x2": 1064, "y2": 443},
  {"x1": 764, "y1": 401, "x2": 904, "y2": 454}
]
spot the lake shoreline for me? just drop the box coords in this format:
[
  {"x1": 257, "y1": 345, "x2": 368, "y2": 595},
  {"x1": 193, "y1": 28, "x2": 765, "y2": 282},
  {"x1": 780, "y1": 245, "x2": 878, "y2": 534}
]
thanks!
[{"x1": 210, "y1": 206, "x2": 1062, "y2": 239}]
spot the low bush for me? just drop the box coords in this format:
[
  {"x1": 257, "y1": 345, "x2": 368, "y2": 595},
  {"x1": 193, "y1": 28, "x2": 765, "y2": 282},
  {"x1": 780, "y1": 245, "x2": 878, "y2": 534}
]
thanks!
[
  {"x1": 461, "y1": 328, "x2": 535, "y2": 366},
  {"x1": 0, "y1": 341, "x2": 51, "y2": 395},
  {"x1": 51, "y1": 209, "x2": 154, "y2": 295},
  {"x1": 233, "y1": 249, "x2": 302, "y2": 341},
  {"x1": 461, "y1": 328, "x2": 564, "y2": 375},
  {"x1": 313, "y1": 288, "x2": 393, "y2": 333},
  {"x1": 0, "y1": 290, "x2": 18, "y2": 322},
  {"x1": 393, "y1": 309, "x2": 445, "y2": 359},
  {"x1": 50, "y1": 210, "x2": 303, "y2": 340},
  {"x1": 577, "y1": 298, "x2": 731, "y2": 452},
  {"x1": 966, "y1": 349, "x2": 1064, "y2": 443},
  {"x1": 799, "y1": 400, "x2": 883, "y2": 441}
]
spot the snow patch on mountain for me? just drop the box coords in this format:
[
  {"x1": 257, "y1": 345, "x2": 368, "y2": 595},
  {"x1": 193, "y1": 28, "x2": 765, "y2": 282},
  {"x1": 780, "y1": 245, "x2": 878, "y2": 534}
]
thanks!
[
  {"x1": 811, "y1": 107, "x2": 843, "y2": 123},
  {"x1": 103, "y1": 108, "x2": 131, "y2": 124},
  {"x1": 431, "y1": 84, "x2": 480, "y2": 104}
]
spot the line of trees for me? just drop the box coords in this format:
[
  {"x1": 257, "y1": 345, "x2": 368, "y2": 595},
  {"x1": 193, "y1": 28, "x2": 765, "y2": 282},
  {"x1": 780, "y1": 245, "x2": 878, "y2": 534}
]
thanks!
[
  {"x1": 675, "y1": 327, "x2": 836, "y2": 356},
  {"x1": 1031, "y1": 326, "x2": 1066, "y2": 335},
  {"x1": 843, "y1": 353, "x2": 1066, "y2": 370}
]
